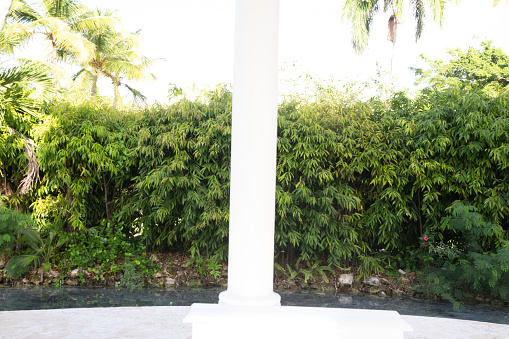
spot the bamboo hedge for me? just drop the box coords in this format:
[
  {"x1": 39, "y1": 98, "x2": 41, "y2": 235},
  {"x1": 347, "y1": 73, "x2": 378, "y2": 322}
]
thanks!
[{"x1": 1, "y1": 83, "x2": 508, "y2": 267}]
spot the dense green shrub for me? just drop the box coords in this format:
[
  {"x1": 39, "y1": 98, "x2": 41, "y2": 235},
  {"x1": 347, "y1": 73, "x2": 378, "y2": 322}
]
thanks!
[
  {"x1": 62, "y1": 221, "x2": 158, "y2": 284},
  {"x1": 33, "y1": 102, "x2": 134, "y2": 230},
  {"x1": 0, "y1": 198, "x2": 65, "y2": 278},
  {"x1": 275, "y1": 96, "x2": 367, "y2": 264},
  {"x1": 0, "y1": 198, "x2": 39, "y2": 271},
  {"x1": 408, "y1": 86, "x2": 509, "y2": 233},
  {"x1": 118, "y1": 88, "x2": 232, "y2": 259},
  {"x1": 2, "y1": 44, "x2": 509, "y2": 297},
  {"x1": 418, "y1": 202, "x2": 509, "y2": 307}
]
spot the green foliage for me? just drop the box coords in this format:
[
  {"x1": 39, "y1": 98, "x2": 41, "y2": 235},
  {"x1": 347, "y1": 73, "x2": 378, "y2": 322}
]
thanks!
[
  {"x1": 276, "y1": 93, "x2": 367, "y2": 264},
  {"x1": 119, "y1": 87, "x2": 232, "y2": 259},
  {"x1": 415, "y1": 41, "x2": 509, "y2": 94},
  {"x1": 418, "y1": 202, "x2": 509, "y2": 305},
  {"x1": 0, "y1": 197, "x2": 36, "y2": 252},
  {"x1": 190, "y1": 254, "x2": 223, "y2": 281},
  {"x1": 62, "y1": 221, "x2": 159, "y2": 286},
  {"x1": 298, "y1": 259, "x2": 335, "y2": 284},
  {"x1": 0, "y1": 198, "x2": 66, "y2": 278},
  {"x1": 34, "y1": 101, "x2": 133, "y2": 230},
  {"x1": 357, "y1": 255, "x2": 383, "y2": 281},
  {"x1": 66, "y1": 223, "x2": 135, "y2": 270},
  {"x1": 275, "y1": 258, "x2": 335, "y2": 285},
  {"x1": 0, "y1": 197, "x2": 39, "y2": 276},
  {"x1": 2, "y1": 42, "x2": 509, "y2": 307},
  {"x1": 120, "y1": 253, "x2": 144, "y2": 291}
]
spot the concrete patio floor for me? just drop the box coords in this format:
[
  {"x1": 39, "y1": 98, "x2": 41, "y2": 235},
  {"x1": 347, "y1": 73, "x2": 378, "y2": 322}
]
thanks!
[{"x1": 1, "y1": 306, "x2": 509, "y2": 339}]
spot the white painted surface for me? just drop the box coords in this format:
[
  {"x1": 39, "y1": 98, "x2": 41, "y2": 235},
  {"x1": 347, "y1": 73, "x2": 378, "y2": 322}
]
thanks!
[
  {"x1": 403, "y1": 315, "x2": 509, "y2": 339},
  {"x1": 0, "y1": 307, "x2": 192, "y2": 339},
  {"x1": 184, "y1": 303, "x2": 412, "y2": 339},
  {"x1": 217, "y1": 0, "x2": 281, "y2": 307},
  {"x1": 1, "y1": 307, "x2": 508, "y2": 339}
]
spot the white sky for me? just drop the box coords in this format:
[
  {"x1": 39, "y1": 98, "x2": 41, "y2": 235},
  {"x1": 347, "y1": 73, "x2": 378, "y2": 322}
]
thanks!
[{"x1": 21, "y1": 0, "x2": 509, "y2": 104}]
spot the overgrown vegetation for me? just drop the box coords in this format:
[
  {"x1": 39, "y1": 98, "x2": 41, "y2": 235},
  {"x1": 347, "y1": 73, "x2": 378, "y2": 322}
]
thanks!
[{"x1": 1, "y1": 40, "x2": 508, "y2": 307}]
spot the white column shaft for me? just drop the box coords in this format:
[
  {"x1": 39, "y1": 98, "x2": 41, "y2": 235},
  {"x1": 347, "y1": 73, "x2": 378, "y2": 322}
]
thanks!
[{"x1": 219, "y1": 0, "x2": 280, "y2": 306}]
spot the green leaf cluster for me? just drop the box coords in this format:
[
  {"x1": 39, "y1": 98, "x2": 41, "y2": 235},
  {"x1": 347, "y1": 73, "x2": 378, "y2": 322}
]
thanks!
[
  {"x1": 419, "y1": 202, "x2": 509, "y2": 305},
  {"x1": 0, "y1": 198, "x2": 65, "y2": 278},
  {"x1": 34, "y1": 101, "x2": 132, "y2": 230},
  {"x1": 1, "y1": 43, "x2": 509, "y2": 295},
  {"x1": 119, "y1": 88, "x2": 232, "y2": 260},
  {"x1": 414, "y1": 41, "x2": 509, "y2": 95}
]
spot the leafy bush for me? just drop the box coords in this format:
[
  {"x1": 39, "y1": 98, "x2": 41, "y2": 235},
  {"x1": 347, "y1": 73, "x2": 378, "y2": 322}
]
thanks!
[
  {"x1": 2, "y1": 43, "x2": 509, "y2": 305},
  {"x1": 34, "y1": 102, "x2": 134, "y2": 231},
  {"x1": 120, "y1": 253, "x2": 145, "y2": 291},
  {"x1": 1, "y1": 197, "x2": 68, "y2": 279},
  {"x1": 275, "y1": 97, "x2": 366, "y2": 264},
  {"x1": 66, "y1": 222, "x2": 138, "y2": 270},
  {"x1": 0, "y1": 198, "x2": 39, "y2": 276},
  {"x1": 418, "y1": 202, "x2": 509, "y2": 307},
  {"x1": 118, "y1": 88, "x2": 232, "y2": 259}
]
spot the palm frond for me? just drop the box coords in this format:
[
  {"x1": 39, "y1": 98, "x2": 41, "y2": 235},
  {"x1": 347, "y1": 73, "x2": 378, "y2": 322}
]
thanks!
[
  {"x1": 0, "y1": 60, "x2": 53, "y2": 94},
  {"x1": 424, "y1": 0, "x2": 445, "y2": 24},
  {"x1": 53, "y1": 29, "x2": 95, "y2": 62},
  {"x1": 113, "y1": 34, "x2": 140, "y2": 51},
  {"x1": 7, "y1": 127, "x2": 40, "y2": 194},
  {"x1": 392, "y1": 0, "x2": 404, "y2": 19},
  {"x1": 342, "y1": 0, "x2": 380, "y2": 54},
  {"x1": 124, "y1": 83, "x2": 147, "y2": 103},
  {"x1": 410, "y1": 0, "x2": 426, "y2": 41},
  {"x1": 27, "y1": 15, "x2": 65, "y2": 32},
  {"x1": 71, "y1": 67, "x2": 89, "y2": 81},
  {"x1": 71, "y1": 67, "x2": 95, "y2": 90},
  {"x1": 107, "y1": 58, "x2": 156, "y2": 81},
  {"x1": 0, "y1": 60, "x2": 53, "y2": 122},
  {"x1": 10, "y1": 0, "x2": 42, "y2": 24},
  {"x1": 72, "y1": 15, "x2": 119, "y2": 33},
  {"x1": 0, "y1": 22, "x2": 31, "y2": 54},
  {"x1": 46, "y1": 0, "x2": 81, "y2": 18},
  {"x1": 6, "y1": 254, "x2": 38, "y2": 277}
]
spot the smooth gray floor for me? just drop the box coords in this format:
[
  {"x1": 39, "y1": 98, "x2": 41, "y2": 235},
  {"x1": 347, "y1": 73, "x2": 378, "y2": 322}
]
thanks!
[{"x1": 1, "y1": 306, "x2": 508, "y2": 338}]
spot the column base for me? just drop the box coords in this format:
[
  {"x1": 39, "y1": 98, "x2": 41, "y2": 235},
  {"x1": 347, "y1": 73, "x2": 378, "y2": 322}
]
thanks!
[
  {"x1": 218, "y1": 290, "x2": 281, "y2": 306},
  {"x1": 183, "y1": 303, "x2": 413, "y2": 339}
]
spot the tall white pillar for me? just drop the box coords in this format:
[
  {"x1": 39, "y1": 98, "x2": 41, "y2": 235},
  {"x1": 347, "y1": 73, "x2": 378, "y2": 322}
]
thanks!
[
  {"x1": 218, "y1": 0, "x2": 281, "y2": 307},
  {"x1": 184, "y1": 2, "x2": 413, "y2": 337}
]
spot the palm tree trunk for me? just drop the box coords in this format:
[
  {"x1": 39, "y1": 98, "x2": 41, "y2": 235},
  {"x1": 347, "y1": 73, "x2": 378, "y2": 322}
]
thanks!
[
  {"x1": 51, "y1": 38, "x2": 58, "y2": 65},
  {"x1": 112, "y1": 77, "x2": 122, "y2": 109},
  {"x1": 91, "y1": 74, "x2": 98, "y2": 99},
  {"x1": 389, "y1": 22, "x2": 397, "y2": 80},
  {"x1": 385, "y1": 15, "x2": 398, "y2": 99}
]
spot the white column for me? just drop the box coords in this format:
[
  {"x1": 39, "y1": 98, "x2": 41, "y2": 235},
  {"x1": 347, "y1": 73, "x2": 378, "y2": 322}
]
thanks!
[
  {"x1": 184, "y1": 2, "x2": 412, "y2": 336},
  {"x1": 218, "y1": 0, "x2": 281, "y2": 307}
]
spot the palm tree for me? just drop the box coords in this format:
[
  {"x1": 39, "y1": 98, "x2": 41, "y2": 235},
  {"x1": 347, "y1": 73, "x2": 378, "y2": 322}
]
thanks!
[
  {"x1": 0, "y1": 59, "x2": 53, "y2": 195},
  {"x1": 10, "y1": 0, "x2": 117, "y2": 65},
  {"x1": 106, "y1": 37, "x2": 156, "y2": 109},
  {"x1": 0, "y1": 9, "x2": 54, "y2": 196},
  {"x1": 71, "y1": 7, "x2": 118, "y2": 98},
  {"x1": 74, "y1": 16, "x2": 156, "y2": 108},
  {"x1": 342, "y1": 0, "x2": 447, "y2": 78}
]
